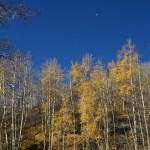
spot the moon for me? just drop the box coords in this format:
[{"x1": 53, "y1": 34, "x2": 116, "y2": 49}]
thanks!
[{"x1": 96, "y1": 13, "x2": 99, "y2": 17}]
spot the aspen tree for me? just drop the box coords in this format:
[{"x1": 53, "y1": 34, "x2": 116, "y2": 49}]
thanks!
[
  {"x1": 0, "y1": 57, "x2": 9, "y2": 149},
  {"x1": 66, "y1": 72, "x2": 78, "y2": 150},
  {"x1": 78, "y1": 80, "x2": 98, "y2": 149},
  {"x1": 41, "y1": 59, "x2": 63, "y2": 149},
  {"x1": 53, "y1": 85, "x2": 74, "y2": 149},
  {"x1": 17, "y1": 53, "x2": 33, "y2": 149},
  {"x1": 0, "y1": 61, "x2": 5, "y2": 149},
  {"x1": 111, "y1": 40, "x2": 139, "y2": 149},
  {"x1": 90, "y1": 61, "x2": 105, "y2": 147},
  {"x1": 10, "y1": 52, "x2": 18, "y2": 150},
  {"x1": 137, "y1": 66, "x2": 150, "y2": 149}
]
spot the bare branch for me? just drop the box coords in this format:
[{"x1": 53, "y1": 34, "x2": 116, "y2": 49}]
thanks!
[{"x1": 0, "y1": 0, "x2": 40, "y2": 25}]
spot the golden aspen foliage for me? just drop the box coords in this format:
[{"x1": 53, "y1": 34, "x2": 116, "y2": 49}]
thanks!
[
  {"x1": 42, "y1": 101, "x2": 48, "y2": 113},
  {"x1": 40, "y1": 59, "x2": 63, "y2": 110},
  {"x1": 79, "y1": 81, "x2": 97, "y2": 122},
  {"x1": 70, "y1": 63, "x2": 82, "y2": 83},
  {"x1": 53, "y1": 87, "x2": 74, "y2": 148},
  {"x1": 76, "y1": 59, "x2": 107, "y2": 145},
  {"x1": 41, "y1": 59, "x2": 63, "y2": 87},
  {"x1": 70, "y1": 54, "x2": 93, "y2": 83},
  {"x1": 90, "y1": 61, "x2": 105, "y2": 92},
  {"x1": 81, "y1": 53, "x2": 93, "y2": 76},
  {"x1": 55, "y1": 91, "x2": 73, "y2": 134},
  {"x1": 110, "y1": 40, "x2": 139, "y2": 96},
  {"x1": 78, "y1": 78, "x2": 100, "y2": 143}
]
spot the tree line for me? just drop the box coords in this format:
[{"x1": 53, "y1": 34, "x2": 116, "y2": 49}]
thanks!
[{"x1": 0, "y1": 40, "x2": 150, "y2": 150}]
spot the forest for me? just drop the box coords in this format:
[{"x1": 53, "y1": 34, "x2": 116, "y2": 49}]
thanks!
[
  {"x1": 0, "y1": 0, "x2": 150, "y2": 150},
  {"x1": 0, "y1": 39, "x2": 150, "y2": 150}
]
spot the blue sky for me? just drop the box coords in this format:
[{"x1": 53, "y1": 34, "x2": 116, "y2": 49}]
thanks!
[{"x1": 1, "y1": 0, "x2": 150, "y2": 69}]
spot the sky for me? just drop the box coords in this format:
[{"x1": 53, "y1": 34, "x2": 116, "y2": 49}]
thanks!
[{"x1": 1, "y1": 0, "x2": 150, "y2": 69}]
